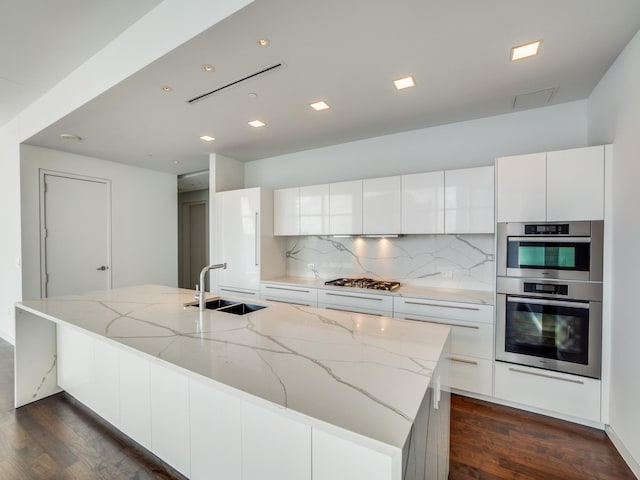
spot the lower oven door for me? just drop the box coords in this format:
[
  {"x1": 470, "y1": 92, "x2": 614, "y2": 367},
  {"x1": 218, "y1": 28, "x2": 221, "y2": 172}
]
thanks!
[{"x1": 496, "y1": 295, "x2": 602, "y2": 378}]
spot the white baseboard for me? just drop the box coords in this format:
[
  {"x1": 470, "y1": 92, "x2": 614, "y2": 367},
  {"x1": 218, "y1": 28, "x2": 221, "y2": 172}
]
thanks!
[{"x1": 606, "y1": 425, "x2": 640, "y2": 478}]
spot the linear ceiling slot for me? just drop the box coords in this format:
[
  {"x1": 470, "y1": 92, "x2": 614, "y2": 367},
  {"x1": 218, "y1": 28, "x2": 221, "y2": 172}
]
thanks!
[{"x1": 187, "y1": 63, "x2": 284, "y2": 104}]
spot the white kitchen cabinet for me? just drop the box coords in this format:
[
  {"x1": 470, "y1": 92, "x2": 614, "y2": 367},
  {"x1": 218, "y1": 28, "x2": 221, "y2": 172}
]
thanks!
[
  {"x1": 274, "y1": 187, "x2": 300, "y2": 235},
  {"x1": 149, "y1": 363, "x2": 191, "y2": 477},
  {"x1": 363, "y1": 176, "x2": 401, "y2": 235},
  {"x1": 444, "y1": 166, "x2": 494, "y2": 233},
  {"x1": 300, "y1": 184, "x2": 330, "y2": 235},
  {"x1": 190, "y1": 378, "x2": 242, "y2": 480},
  {"x1": 494, "y1": 361, "x2": 601, "y2": 422},
  {"x1": 260, "y1": 283, "x2": 318, "y2": 307},
  {"x1": 318, "y1": 288, "x2": 393, "y2": 316},
  {"x1": 401, "y1": 171, "x2": 445, "y2": 234},
  {"x1": 57, "y1": 325, "x2": 95, "y2": 407},
  {"x1": 496, "y1": 146, "x2": 606, "y2": 223},
  {"x1": 312, "y1": 429, "x2": 392, "y2": 480},
  {"x1": 394, "y1": 297, "x2": 494, "y2": 396},
  {"x1": 329, "y1": 180, "x2": 363, "y2": 235},
  {"x1": 92, "y1": 340, "x2": 120, "y2": 426},
  {"x1": 546, "y1": 145, "x2": 604, "y2": 221},
  {"x1": 241, "y1": 402, "x2": 312, "y2": 480},
  {"x1": 118, "y1": 349, "x2": 151, "y2": 450},
  {"x1": 216, "y1": 187, "x2": 285, "y2": 296},
  {"x1": 496, "y1": 152, "x2": 547, "y2": 222}
]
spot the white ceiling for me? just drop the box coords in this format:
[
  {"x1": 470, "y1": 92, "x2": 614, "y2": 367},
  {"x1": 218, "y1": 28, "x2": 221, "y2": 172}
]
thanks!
[
  {"x1": 19, "y1": 0, "x2": 640, "y2": 176},
  {"x1": 0, "y1": 0, "x2": 163, "y2": 127}
]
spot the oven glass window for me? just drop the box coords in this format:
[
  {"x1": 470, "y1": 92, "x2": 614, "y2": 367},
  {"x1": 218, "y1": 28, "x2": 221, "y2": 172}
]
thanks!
[
  {"x1": 505, "y1": 300, "x2": 589, "y2": 365},
  {"x1": 507, "y1": 241, "x2": 590, "y2": 271}
]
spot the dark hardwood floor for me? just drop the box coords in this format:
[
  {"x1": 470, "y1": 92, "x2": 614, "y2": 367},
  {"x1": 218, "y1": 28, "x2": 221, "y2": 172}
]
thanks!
[
  {"x1": 0, "y1": 338, "x2": 635, "y2": 479},
  {"x1": 450, "y1": 394, "x2": 636, "y2": 480}
]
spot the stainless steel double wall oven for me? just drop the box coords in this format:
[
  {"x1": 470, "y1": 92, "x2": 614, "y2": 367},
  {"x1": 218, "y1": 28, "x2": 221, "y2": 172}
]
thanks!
[{"x1": 496, "y1": 221, "x2": 604, "y2": 379}]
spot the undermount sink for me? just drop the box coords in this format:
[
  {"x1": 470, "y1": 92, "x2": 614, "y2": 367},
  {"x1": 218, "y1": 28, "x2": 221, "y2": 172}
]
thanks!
[
  {"x1": 216, "y1": 303, "x2": 267, "y2": 315},
  {"x1": 193, "y1": 298, "x2": 267, "y2": 315}
]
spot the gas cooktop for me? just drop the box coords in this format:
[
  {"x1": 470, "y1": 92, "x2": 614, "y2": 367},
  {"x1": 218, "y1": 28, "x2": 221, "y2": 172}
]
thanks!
[{"x1": 324, "y1": 277, "x2": 400, "y2": 291}]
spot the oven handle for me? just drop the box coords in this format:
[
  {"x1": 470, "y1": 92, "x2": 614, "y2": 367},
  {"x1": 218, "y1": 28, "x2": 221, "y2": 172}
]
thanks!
[
  {"x1": 507, "y1": 296, "x2": 589, "y2": 309},
  {"x1": 508, "y1": 236, "x2": 590, "y2": 243}
]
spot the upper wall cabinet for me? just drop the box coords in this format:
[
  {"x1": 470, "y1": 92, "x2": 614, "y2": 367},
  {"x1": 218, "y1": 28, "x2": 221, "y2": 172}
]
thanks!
[
  {"x1": 546, "y1": 146, "x2": 604, "y2": 221},
  {"x1": 300, "y1": 184, "x2": 330, "y2": 235},
  {"x1": 362, "y1": 176, "x2": 401, "y2": 234},
  {"x1": 401, "y1": 171, "x2": 445, "y2": 234},
  {"x1": 329, "y1": 180, "x2": 363, "y2": 235},
  {"x1": 444, "y1": 166, "x2": 495, "y2": 233},
  {"x1": 496, "y1": 146, "x2": 605, "y2": 223},
  {"x1": 274, "y1": 187, "x2": 300, "y2": 236}
]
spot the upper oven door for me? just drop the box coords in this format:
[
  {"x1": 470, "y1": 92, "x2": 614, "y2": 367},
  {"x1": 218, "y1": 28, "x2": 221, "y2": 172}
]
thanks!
[{"x1": 497, "y1": 221, "x2": 603, "y2": 281}]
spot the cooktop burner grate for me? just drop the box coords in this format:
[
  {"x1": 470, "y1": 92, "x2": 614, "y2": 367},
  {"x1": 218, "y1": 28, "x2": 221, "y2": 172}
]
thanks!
[{"x1": 324, "y1": 277, "x2": 400, "y2": 291}]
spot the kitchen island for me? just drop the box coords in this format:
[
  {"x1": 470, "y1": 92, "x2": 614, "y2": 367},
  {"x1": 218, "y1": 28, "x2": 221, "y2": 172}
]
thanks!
[{"x1": 15, "y1": 285, "x2": 451, "y2": 480}]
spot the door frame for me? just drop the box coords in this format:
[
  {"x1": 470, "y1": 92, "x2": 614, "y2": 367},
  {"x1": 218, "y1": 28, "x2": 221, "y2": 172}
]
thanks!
[
  {"x1": 180, "y1": 199, "x2": 209, "y2": 289},
  {"x1": 39, "y1": 169, "x2": 113, "y2": 298}
]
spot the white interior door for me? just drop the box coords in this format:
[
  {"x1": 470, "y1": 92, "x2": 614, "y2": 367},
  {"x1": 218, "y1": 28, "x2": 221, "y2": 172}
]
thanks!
[{"x1": 42, "y1": 173, "x2": 111, "y2": 297}]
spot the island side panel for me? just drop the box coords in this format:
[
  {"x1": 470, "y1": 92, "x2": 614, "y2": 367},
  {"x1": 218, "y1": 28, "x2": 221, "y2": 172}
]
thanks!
[{"x1": 14, "y1": 307, "x2": 61, "y2": 407}]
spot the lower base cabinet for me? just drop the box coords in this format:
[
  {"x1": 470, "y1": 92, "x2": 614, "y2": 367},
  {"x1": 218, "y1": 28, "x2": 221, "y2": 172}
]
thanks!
[
  {"x1": 242, "y1": 402, "x2": 312, "y2": 480},
  {"x1": 189, "y1": 378, "x2": 242, "y2": 479},
  {"x1": 494, "y1": 361, "x2": 601, "y2": 423},
  {"x1": 57, "y1": 323, "x2": 442, "y2": 480}
]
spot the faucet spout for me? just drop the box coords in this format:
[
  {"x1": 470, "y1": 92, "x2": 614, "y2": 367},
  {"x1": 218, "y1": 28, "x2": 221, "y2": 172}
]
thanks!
[{"x1": 198, "y1": 263, "x2": 227, "y2": 311}]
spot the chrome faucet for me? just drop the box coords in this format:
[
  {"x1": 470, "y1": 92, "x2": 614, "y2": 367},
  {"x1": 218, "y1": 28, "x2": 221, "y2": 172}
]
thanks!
[{"x1": 197, "y1": 263, "x2": 227, "y2": 311}]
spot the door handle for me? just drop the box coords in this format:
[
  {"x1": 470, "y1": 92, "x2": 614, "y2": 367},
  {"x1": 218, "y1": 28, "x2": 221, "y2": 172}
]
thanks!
[{"x1": 96, "y1": 266, "x2": 109, "y2": 271}]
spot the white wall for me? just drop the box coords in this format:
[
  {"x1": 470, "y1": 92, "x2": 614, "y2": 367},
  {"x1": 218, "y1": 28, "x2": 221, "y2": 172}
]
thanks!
[
  {"x1": 21, "y1": 145, "x2": 178, "y2": 302},
  {"x1": 0, "y1": 0, "x2": 252, "y2": 343},
  {"x1": 588, "y1": 30, "x2": 640, "y2": 474},
  {"x1": 244, "y1": 101, "x2": 589, "y2": 189}
]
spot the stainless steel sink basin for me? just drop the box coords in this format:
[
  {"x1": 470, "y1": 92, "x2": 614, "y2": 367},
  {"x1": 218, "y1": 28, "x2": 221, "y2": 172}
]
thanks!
[
  {"x1": 216, "y1": 303, "x2": 267, "y2": 315},
  {"x1": 190, "y1": 298, "x2": 267, "y2": 315}
]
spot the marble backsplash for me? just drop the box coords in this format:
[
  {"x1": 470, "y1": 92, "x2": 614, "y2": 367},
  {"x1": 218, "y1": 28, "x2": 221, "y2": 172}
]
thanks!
[{"x1": 285, "y1": 234, "x2": 495, "y2": 291}]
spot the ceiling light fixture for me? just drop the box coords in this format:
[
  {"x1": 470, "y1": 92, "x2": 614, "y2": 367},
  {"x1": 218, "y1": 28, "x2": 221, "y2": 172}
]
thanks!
[
  {"x1": 393, "y1": 75, "x2": 415, "y2": 90},
  {"x1": 511, "y1": 40, "x2": 541, "y2": 61},
  {"x1": 257, "y1": 38, "x2": 270, "y2": 47},
  {"x1": 60, "y1": 133, "x2": 82, "y2": 141},
  {"x1": 310, "y1": 101, "x2": 330, "y2": 111},
  {"x1": 248, "y1": 119, "x2": 266, "y2": 128},
  {"x1": 161, "y1": 85, "x2": 173, "y2": 92},
  {"x1": 203, "y1": 64, "x2": 215, "y2": 72},
  {"x1": 248, "y1": 92, "x2": 258, "y2": 99},
  {"x1": 199, "y1": 135, "x2": 215, "y2": 142}
]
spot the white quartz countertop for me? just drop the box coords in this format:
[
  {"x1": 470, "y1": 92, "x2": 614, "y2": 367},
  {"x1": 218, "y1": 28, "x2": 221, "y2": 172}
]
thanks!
[
  {"x1": 17, "y1": 285, "x2": 450, "y2": 449},
  {"x1": 262, "y1": 276, "x2": 495, "y2": 305}
]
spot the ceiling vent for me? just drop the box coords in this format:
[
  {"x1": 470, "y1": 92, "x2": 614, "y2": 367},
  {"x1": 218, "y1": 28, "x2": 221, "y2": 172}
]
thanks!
[
  {"x1": 513, "y1": 87, "x2": 556, "y2": 110},
  {"x1": 187, "y1": 63, "x2": 285, "y2": 104}
]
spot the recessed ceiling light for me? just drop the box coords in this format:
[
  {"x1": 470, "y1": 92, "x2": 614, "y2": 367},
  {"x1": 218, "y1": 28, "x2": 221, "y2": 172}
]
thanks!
[
  {"x1": 393, "y1": 75, "x2": 415, "y2": 90},
  {"x1": 310, "y1": 101, "x2": 330, "y2": 111},
  {"x1": 199, "y1": 135, "x2": 215, "y2": 142},
  {"x1": 161, "y1": 85, "x2": 173, "y2": 92},
  {"x1": 203, "y1": 64, "x2": 214, "y2": 72},
  {"x1": 248, "y1": 120, "x2": 266, "y2": 128},
  {"x1": 511, "y1": 40, "x2": 541, "y2": 61},
  {"x1": 60, "y1": 133, "x2": 82, "y2": 141},
  {"x1": 173, "y1": 160, "x2": 180, "y2": 165},
  {"x1": 257, "y1": 38, "x2": 270, "y2": 47},
  {"x1": 248, "y1": 92, "x2": 258, "y2": 99}
]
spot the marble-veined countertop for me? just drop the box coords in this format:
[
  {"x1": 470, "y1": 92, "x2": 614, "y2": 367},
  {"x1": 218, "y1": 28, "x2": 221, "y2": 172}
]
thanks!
[
  {"x1": 17, "y1": 285, "x2": 450, "y2": 449},
  {"x1": 262, "y1": 276, "x2": 495, "y2": 305}
]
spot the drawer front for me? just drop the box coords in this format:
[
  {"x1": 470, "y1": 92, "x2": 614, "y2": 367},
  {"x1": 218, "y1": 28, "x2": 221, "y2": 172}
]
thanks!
[
  {"x1": 494, "y1": 362, "x2": 601, "y2": 422},
  {"x1": 218, "y1": 286, "x2": 259, "y2": 299},
  {"x1": 398, "y1": 314, "x2": 493, "y2": 359},
  {"x1": 317, "y1": 302, "x2": 392, "y2": 317},
  {"x1": 447, "y1": 355, "x2": 493, "y2": 396},
  {"x1": 260, "y1": 284, "x2": 318, "y2": 306},
  {"x1": 318, "y1": 289, "x2": 393, "y2": 314},
  {"x1": 394, "y1": 297, "x2": 494, "y2": 324}
]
